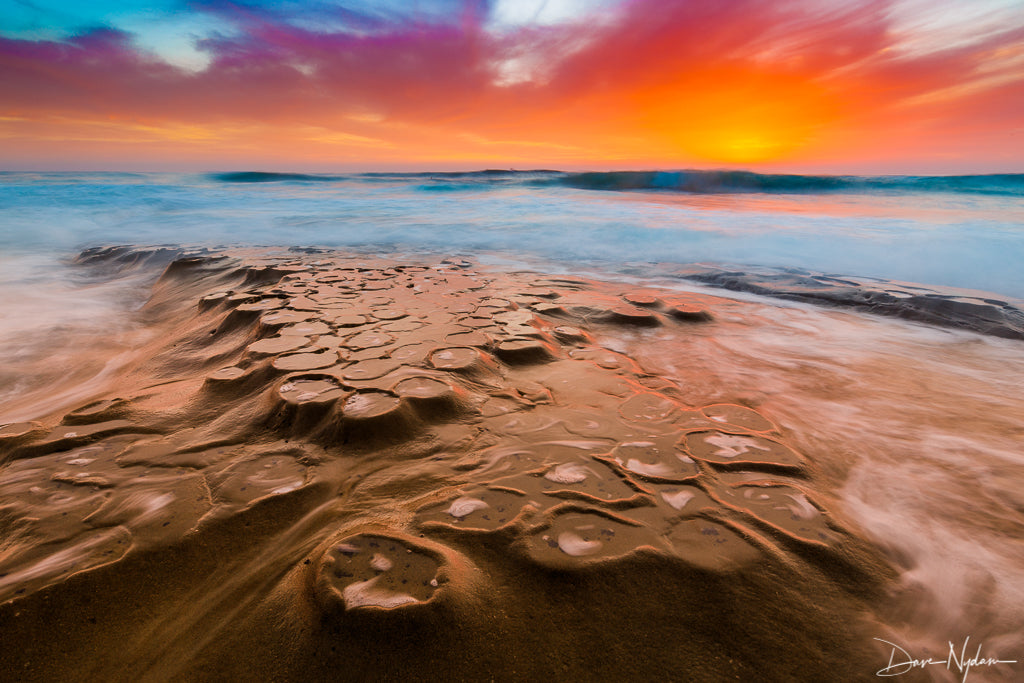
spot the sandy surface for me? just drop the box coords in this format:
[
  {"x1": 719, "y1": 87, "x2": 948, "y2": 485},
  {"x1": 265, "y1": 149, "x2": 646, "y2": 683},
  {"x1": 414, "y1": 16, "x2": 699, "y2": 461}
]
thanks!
[{"x1": 0, "y1": 246, "x2": 915, "y2": 681}]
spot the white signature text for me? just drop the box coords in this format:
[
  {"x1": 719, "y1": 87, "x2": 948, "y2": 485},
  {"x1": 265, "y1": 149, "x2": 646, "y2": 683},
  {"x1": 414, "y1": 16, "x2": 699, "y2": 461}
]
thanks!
[{"x1": 875, "y1": 637, "x2": 1017, "y2": 682}]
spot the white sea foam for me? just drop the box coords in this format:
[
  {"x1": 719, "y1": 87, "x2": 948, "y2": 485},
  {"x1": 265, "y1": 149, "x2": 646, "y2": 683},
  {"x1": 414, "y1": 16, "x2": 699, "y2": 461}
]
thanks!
[{"x1": 0, "y1": 252, "x2": 156, "y2": 423}]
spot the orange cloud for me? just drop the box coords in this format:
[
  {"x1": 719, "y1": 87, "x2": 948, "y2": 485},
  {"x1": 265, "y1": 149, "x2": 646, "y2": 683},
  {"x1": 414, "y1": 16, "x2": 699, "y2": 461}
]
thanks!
[{"x1": 1, "y1": 0, "x2": 1021, "y2": 171}]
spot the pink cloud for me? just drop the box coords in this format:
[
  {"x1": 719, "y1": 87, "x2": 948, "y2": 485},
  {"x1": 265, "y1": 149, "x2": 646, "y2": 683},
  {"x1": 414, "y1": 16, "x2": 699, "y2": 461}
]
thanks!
[{"x1": 1, "y1": 0, "x2": 1020, "y2": 168}]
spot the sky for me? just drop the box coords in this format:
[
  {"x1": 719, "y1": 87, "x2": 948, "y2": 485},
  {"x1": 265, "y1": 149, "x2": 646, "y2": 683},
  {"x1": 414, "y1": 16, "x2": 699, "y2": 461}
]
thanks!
[{"x1": 1, "y1": 0, "x2": 1022, "y2": 172}]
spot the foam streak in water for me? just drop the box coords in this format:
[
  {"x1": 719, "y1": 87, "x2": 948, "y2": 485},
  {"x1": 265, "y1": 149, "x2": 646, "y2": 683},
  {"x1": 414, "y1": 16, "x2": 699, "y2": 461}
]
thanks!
[
  {"x1": 610, "y1": 290, "x2": 1024, "y2": 661},
  {"x1": 0, "y1": 252, "x2": 158, "y2": 423}
]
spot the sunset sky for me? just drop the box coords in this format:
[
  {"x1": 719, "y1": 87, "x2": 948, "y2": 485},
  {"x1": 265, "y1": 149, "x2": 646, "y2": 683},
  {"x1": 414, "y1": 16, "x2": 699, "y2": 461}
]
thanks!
[{"x1": 2, "y1": 0, "x2": 1022, "y2": 173}]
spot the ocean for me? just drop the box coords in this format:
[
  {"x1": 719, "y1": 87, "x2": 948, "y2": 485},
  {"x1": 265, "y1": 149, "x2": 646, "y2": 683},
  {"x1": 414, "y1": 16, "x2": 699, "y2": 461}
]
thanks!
[
  {"x1": 2, "y1": 169, "x2": 1023, "y2": 296},
  {"x1": 1, "y1": 169, "x2": 1023, "y2": 678}
]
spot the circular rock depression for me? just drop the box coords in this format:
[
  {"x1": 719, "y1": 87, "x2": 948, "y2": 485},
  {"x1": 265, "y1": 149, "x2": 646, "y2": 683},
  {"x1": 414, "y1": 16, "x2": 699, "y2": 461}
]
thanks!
[
  {"x1": 334, "y1": 390, "x2": 419, "y2": 446},
  {"x1": 311, "y1": 531, "x2": 486, "y2": 623},
  {"x1": 271, "y1": 376, "x2": 350, "y2": 436},
  {"x1": 316, "y1": 534, "x2": 441, "y2": 612},
  {"x1": 392, "y1": 376, "x2": 467, "y2": 419}
]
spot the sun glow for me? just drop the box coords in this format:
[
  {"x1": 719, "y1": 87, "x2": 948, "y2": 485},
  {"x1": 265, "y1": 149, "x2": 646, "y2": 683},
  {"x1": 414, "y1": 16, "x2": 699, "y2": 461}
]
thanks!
[{"x1": 634, "y1": 69, "x2": 837, "y2": 163}]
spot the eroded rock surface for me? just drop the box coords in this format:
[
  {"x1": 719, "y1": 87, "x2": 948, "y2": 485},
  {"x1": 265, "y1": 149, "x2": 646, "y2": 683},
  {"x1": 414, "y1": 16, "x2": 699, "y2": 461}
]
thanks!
[{"x1": 0, "y1": 247, "x2": 892, "y2": 681}]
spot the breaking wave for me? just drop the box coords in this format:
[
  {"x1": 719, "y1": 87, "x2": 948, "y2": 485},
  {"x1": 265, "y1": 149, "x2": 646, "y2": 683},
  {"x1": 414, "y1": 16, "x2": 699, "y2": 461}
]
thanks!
[
  {"x1": 208, "y1": 169, "x2": 1024, "y2": 197},
  {"x1": 558, "y1": 170, "x2": 1024, "y2": 196}
]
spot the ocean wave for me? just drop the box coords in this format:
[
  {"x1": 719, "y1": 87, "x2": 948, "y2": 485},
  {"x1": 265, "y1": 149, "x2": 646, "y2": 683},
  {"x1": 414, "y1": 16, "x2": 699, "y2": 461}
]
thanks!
[
  {"x1": 209, "y1": 168, "x2": 1024, "y2": 196},
  {"x1": 556, "y1": 170, "x2": 1024, "y2": 196},
  {"x1": 363, "y1": 169, "x2": 561, "y2": 179},
  {"x1": 210, "y1": 171, "x2": 345, "y2": 183}
]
